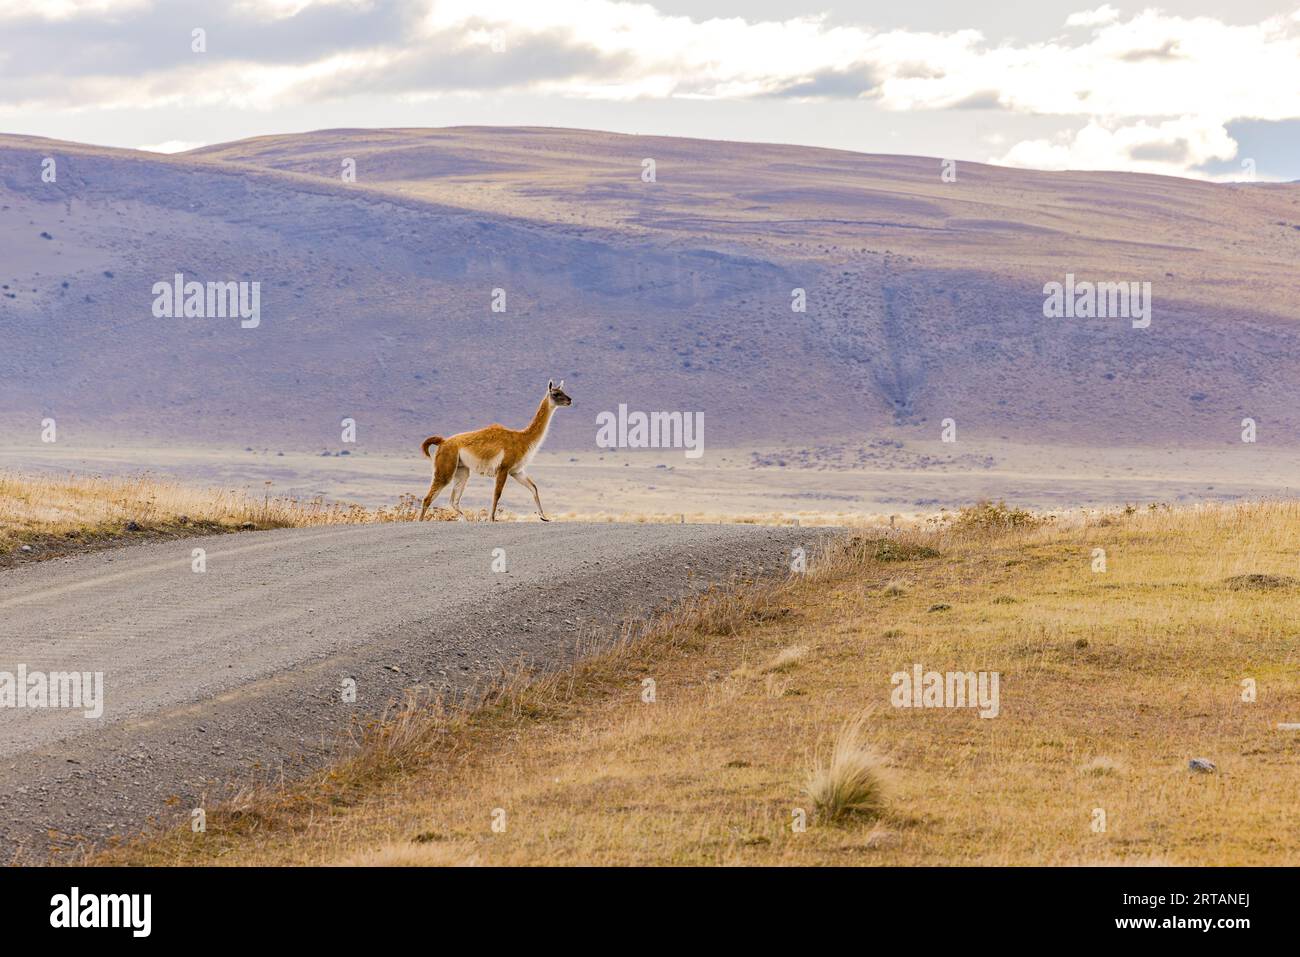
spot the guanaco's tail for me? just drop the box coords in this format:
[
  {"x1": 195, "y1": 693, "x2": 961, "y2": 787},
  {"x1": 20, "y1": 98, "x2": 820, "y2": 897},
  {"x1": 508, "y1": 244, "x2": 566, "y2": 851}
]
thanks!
[{"x1": 420, "y1": 435, "x2": 445, "y2": 458}]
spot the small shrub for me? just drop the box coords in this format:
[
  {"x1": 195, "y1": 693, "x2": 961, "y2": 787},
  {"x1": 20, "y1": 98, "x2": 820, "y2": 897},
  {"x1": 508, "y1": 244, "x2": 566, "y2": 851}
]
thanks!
[
  {"x1": 1225, "y1": 574, "x2": 1299, "y2": 591},
  {"x1": 949, "y1": 500, "x2": 1043, "y2": 534},
  {"x1": 852, "y1": 537, "x2": 939, "y2": 562}
]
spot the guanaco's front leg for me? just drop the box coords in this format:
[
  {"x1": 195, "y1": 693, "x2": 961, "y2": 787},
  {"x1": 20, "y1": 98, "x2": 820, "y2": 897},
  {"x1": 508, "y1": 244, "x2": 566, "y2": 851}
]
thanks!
[
  {"x1": 511, "y1": 470, "x2": 549, "y2": 521},
  {"x1": 490, "y1": 468, "x2": 509, "y2": 521}
]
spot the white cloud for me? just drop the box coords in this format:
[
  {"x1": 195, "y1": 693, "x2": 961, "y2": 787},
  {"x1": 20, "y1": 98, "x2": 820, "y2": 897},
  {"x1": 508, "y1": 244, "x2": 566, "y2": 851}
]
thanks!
[
  {"x1": 7, "y1": 0, "x2": 1300, "y2": 178},
  {"x1": 1065, "y1": 5, "x2": 1121, "y2": 28},
  {"x1": 230, "y1": 0, "x2": 373, "y2": 19},
  {"x1": 994, "y1": 118, "x2": 1238, "y2": 177},
  {"x1": 0, "y1": 0, "x2": 150, "y2": 21},
  {"x1": 135, "y1": 140, "x2": 207, "y2": 153},
  {"x1": 415, "y1": 2, "x2": 1300, "y2": 145}
]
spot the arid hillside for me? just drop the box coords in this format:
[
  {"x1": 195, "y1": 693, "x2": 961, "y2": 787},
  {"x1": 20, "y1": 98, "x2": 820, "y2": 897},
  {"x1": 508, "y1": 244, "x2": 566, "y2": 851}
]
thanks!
[{"x1": 2, "y1": 127, "x2": 1298, "y2": 452}]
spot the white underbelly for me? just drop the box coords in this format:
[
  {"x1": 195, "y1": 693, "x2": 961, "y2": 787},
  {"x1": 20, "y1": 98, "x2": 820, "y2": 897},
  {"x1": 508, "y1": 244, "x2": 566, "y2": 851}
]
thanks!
[{"x1": 461, "y1": 449, "x2": 504, "y2": 476}]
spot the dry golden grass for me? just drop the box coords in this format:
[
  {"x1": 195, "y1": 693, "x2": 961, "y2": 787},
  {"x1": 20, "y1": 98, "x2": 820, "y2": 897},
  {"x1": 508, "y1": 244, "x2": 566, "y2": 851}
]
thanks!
[
  {"x1": 341, "y1": 841, "x2": 479, "y2": 867},
  {"x1": 0, "y1": 471, "x2": 466, "y2": 562},
  {"x1": 93, "y1": 500, "x2": 1300, "y2": 866}
]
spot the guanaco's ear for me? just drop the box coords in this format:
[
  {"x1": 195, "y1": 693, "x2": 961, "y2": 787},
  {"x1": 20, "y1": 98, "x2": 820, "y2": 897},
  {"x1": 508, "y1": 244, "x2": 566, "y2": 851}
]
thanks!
[
  {"x1": 548, "y1": 379, "x2": 555, "y2": 390},
  {"x1": 558, "y1": 379, "x2": 565, "y2": 390}
]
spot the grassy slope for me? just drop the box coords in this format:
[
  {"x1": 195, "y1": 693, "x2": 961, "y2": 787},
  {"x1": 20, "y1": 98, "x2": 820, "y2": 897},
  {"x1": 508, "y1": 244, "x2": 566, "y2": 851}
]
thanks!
[{"x1": 95, "y1": 501, "x2": 1300, "y2": 866}]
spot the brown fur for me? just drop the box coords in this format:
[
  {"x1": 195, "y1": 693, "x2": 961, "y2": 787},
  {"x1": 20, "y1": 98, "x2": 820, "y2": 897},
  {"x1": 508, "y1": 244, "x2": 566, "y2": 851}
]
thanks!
[{"x1": 419, "y1": 381, "x2": 572, "y2": 522}]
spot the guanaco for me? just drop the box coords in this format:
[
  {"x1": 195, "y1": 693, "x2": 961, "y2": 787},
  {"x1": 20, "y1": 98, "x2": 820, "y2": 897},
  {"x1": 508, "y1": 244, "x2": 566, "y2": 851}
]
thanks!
[{"x1": 419, "y1": 380, "x2": 573, "y2": 522}]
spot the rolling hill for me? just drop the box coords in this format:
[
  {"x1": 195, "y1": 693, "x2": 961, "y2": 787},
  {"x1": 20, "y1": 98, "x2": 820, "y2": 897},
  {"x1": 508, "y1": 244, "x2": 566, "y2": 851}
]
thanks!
[{"x1": 2, "y1": 127, "x2": 1298, "y2": 454}]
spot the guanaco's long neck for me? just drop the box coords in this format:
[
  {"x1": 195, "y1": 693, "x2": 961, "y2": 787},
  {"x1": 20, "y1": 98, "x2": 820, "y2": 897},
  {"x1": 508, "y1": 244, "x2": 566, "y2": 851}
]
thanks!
[{"x1": 523, "y1": 395, "x2": 555, "y2": 447}]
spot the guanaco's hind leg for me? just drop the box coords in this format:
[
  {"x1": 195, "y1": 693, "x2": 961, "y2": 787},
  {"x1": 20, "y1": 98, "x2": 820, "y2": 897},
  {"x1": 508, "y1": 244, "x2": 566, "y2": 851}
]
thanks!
[
  {"x1": 510, "y1": 470, "x2": 549, "y2": 521},
  {"x1": 489, "y1": 468, "x2": 509, "y2": 522},
  {"x1": 449, "y1": 466, "x2": 470, "y2": 519},
  {"x1": 420, "y1": 447, "x2": 457, "y2": 521},
  {"x1": 419, "y1": 476, "x2": 448, "y2": 521}
]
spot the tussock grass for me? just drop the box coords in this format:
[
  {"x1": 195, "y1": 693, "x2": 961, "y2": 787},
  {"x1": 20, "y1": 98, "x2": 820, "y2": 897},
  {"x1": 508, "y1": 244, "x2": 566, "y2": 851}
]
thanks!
[
  {"x1": 92, "y1": 500, "x2": 1300, "y2": 866},
  {"x1": 732, "y1": 644, "x2": 809, "y2": 680},
  {"x1": 805, "y1": 713, "x2": 888, "y2": 823},
  {"x1": 1079, "y1": 756, "x2": 1125, "y2": 777},
  {"x1": 761, "y1": 644, "x2": 809, "y2": 674}
]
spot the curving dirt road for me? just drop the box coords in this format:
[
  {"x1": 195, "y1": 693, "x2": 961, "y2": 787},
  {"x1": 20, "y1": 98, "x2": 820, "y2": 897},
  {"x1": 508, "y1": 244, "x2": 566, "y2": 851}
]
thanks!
[{"x1": 0, "y1": 521, "x2": 822, "y2": 861}]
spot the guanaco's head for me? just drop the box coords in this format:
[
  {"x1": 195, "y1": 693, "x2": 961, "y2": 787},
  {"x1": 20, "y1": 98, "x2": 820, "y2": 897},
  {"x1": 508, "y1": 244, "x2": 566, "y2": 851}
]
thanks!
[{"x1": 547, "y1": 379, "x2": 573, "y2": 407}]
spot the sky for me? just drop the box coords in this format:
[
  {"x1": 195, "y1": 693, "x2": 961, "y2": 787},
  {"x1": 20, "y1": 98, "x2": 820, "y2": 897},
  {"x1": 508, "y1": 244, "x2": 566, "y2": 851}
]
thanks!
[{"x1": 1, "y1": 0, "x2": 1298, "y2": 180}]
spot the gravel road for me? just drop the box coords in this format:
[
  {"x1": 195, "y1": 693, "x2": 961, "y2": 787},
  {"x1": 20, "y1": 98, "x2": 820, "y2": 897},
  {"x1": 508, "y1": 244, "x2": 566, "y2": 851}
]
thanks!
[{"x1": 0, "y1": 522, "x2": 824, "y2": 861}]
